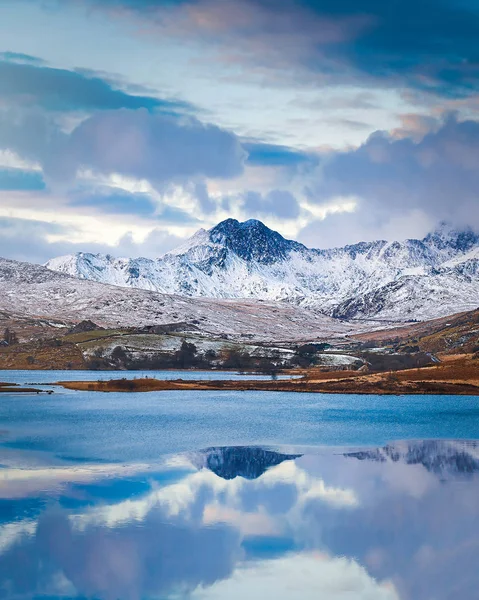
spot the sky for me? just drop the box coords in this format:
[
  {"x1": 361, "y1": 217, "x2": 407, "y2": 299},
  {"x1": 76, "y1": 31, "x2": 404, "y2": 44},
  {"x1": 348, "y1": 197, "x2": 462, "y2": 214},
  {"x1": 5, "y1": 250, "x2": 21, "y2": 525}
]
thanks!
[{"x1": 1, "y1": 0, "x2": 479, "y2": 262}]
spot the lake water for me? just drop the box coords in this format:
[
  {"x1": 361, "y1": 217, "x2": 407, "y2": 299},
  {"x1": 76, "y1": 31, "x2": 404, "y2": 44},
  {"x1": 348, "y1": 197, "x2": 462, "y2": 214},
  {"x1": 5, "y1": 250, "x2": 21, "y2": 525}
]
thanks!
[{"x1": 1, "y1": 370, "x2": 479, "y2": 599}]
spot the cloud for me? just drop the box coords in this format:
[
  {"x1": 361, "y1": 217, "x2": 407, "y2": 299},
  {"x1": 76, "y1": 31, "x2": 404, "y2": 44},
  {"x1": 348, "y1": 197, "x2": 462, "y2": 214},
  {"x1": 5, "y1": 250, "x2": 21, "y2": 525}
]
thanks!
[
  {"x1": 70, "y1": 188, "x2": 159, "y2": 216},
  {"x1": 298, "y1": 207, "x2": 435, "y2": 249},
  {"x1": 54, "y1": 0, "x2": 479, "y2": 98},
  {"x1": 242, "y1": 190, "x2": 300, "y2": 220},
  {"x1": 51, "y1": 109, "x2": 245, "y2": 185},
  {"x1": 193, "y1": 553, "x2": 399, "y2": 600},
  {"x1": 0, "y1": 507, "x2": 241, "y2": 600},
  {"x1": 0, "y1": 108, "x2": 246, "y2": 188},
  {"x1": 0, "y1": 56, "x2": 192, "y2": 113},
  {"x1": 69, "y1": 186, "x2": 199, "y2": 224},
  {"x1": 300, "y1": 115, "x2": 479, "y2": 242},
  {"x1": 0, "y1": 216, "x2": 183, "y2": 263},
  {"x1": 193, "y1": 181, "x2": 217, "y2": 214}
]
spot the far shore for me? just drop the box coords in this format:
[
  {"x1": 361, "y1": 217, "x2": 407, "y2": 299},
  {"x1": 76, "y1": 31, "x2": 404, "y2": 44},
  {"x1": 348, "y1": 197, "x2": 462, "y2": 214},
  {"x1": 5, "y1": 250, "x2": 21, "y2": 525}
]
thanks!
[
  {"x1": 54, "y1": 356, "x2": 479, "y2": 396},
  {"x1": 1, "y1": 354, "x2": 477, "y2": 395}
]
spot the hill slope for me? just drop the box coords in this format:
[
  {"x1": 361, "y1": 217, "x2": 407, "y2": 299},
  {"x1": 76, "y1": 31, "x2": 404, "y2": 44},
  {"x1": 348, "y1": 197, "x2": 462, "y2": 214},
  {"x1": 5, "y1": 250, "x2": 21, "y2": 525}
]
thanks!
[{"x1": 0, "y1": 257, "x2": 356, "y2": 341}]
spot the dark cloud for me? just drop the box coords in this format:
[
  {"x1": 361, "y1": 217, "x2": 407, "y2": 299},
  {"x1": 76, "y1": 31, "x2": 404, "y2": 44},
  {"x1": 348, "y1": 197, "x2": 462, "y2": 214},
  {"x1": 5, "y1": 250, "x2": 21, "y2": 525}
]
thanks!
[
  {"x1": 50, "y1": 109, "x2": 246, "y2": 184},
  {"x1": 297, "y1": 115, "x2": 479, "y2": 246},
  {"x1": 327, "y1": 118, "x2": 372, "y2": 131},
  {"x1": 0, "y1": 57, "x2": 192, "y2": 113},
  {"x1": 0, "y1": 108, "x2": 246, "y2": 187},
  {"x1": 193, "y1": 181, "x2": 217, "y2": 214},
  {"x1": 243, "y1": 189, "x2": 300, "y2": 220},
  {"x1": 53, "y1": 0, "x2": 479, "y2": 98},
  {"x1": 0, "y1": 168, "x2": 45, "y2": 191}
]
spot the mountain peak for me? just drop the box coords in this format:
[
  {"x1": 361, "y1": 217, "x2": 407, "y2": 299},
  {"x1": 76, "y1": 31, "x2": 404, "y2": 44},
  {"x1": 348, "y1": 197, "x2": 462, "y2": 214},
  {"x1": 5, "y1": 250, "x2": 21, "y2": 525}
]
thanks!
[
  {"x1": 208, "y1": 218, "x2": 302, "y2": 264},
  {"x1": 210, "y1": 218, "x2": 268, "y2": 234}
]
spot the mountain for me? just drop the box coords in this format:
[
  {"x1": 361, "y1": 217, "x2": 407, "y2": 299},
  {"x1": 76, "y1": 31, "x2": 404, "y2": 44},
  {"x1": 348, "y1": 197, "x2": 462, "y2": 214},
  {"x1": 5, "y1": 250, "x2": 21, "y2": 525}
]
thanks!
[
  {"x1": 46, "y1": 219, "x2": 479, "y2": 322},
  {"x1": 0, "y1": 256, "x2": 355, "y2": 340}
]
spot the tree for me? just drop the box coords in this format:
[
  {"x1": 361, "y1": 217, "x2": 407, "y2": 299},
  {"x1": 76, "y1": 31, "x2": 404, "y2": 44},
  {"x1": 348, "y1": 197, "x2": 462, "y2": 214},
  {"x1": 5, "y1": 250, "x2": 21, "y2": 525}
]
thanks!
[
  {"x1": 292, "y1": 343, "x2": 320, "y2": 367},
  {"x1": 204, "y1": 349, "x2": 217, "y2": 362},
  {"x1": 111, "y1": 346, "x2": 128, "y2": 364},
  {"x1": 297, "y1": 343, "x2": 320, "y2": 357},
  {"x1": 175, "y1": 340, "x2": 198, "y2": 368},
  {"x1": 222, "y1": 350, "x2": 252, "y2": 369}
]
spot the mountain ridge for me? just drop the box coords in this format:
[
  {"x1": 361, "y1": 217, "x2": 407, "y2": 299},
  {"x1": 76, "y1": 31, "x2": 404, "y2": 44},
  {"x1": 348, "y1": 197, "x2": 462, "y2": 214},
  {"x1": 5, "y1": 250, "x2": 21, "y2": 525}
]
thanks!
[{"x1": 45, "y1": 219, "x2": 479, "y2": 322}]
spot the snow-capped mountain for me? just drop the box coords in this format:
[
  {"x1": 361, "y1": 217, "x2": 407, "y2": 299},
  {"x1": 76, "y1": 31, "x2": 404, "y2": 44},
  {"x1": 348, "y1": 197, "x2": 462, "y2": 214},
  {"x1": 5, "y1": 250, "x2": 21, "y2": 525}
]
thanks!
[{"x1": 46, "y1": 219, "x2": 479, "y2": 322}]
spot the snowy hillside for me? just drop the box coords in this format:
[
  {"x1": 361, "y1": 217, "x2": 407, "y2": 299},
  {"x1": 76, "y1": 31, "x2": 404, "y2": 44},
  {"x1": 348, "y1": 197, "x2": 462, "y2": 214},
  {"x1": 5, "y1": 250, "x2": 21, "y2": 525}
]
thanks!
[
  {"x1": 0, "y1": 257, "x2": 358, "y2": 341},
  {"x1": 46, "y1": 219, "x2": 479, "y2": 322}
]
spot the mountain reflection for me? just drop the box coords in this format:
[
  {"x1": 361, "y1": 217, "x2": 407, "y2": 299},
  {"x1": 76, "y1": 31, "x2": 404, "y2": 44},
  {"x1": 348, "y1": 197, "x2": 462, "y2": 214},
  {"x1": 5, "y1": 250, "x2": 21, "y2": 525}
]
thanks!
[
  {"x1": 344, "y1": 439, "x2": 479, "y2": 476},
  {"x1": 192, "y1": 446, "x2": 302, "y2": 479},
  {"x1": 1, "y1": 440, "x2": 479, "y2": 599}
]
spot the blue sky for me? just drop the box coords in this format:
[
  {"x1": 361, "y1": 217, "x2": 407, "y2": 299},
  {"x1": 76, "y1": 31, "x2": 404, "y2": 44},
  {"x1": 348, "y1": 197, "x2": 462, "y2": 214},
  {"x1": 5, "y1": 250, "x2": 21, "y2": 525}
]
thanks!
[{"x1": 0, "y1": 0, "x2": 479, "y2": 261}]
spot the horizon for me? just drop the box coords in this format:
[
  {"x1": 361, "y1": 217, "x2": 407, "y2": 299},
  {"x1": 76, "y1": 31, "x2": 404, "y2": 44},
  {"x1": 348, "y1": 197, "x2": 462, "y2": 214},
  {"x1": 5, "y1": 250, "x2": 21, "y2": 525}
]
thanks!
[{"x1": 30, "y1": 217, "x2": 477, "y2": 264}]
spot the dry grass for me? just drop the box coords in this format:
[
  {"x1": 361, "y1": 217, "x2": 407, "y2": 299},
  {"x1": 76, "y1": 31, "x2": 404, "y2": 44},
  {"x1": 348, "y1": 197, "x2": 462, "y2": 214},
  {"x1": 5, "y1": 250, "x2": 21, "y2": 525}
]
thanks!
[
  {"x1": 354, "y1": 308, "x2": 479, "y2": 355},
  {"x1": 0, "y1": 341, "x2": 86, "y2": 370},
  {"x1": 57, "y1": 355, "x2": 479, "y2": 395}
]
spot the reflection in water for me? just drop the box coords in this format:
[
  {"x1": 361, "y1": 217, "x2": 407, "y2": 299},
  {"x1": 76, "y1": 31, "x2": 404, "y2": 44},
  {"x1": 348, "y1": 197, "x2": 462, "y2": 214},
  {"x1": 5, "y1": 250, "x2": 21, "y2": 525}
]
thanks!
[
  {"x1": 1, "y1": 441, "x2": 479, "y2": 599},
  {"x1": 191, "y1": 446, "x2": 302, "y2": 480},
  {"x1": 345, "y1": 439, "x2": 479, "y2": 476}
]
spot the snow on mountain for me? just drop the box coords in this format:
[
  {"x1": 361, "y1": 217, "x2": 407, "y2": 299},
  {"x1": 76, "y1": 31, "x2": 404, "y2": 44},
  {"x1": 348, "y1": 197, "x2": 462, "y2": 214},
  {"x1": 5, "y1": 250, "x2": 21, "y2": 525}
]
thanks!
[
  {"x1": 45, "y1": 219, "x2": 479, "y2": 322},
  {"x1": 0, "y1": 257, "x2": 358, "y2": 341}
]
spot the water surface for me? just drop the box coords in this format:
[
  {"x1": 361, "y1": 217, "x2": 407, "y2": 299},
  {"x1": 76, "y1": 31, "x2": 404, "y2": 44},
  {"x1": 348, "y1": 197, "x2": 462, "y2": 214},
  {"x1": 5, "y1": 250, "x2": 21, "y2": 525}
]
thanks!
[{"x1": 1, "y1": 370, "x2": 478, "y2": 599}]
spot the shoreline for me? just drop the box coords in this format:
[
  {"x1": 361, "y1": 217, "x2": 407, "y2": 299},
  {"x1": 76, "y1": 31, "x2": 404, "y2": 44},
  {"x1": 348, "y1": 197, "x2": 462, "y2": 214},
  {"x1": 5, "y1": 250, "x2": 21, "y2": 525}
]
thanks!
[
  {"x1": 54, "y1": 374, "x2": 479, "y2": 396},
  {"x1": 0, "y1": 382, "x2": 50, "y2": 394},
  {"x1": 2, "y1": 354, "x2": 478, "y2": 395}
]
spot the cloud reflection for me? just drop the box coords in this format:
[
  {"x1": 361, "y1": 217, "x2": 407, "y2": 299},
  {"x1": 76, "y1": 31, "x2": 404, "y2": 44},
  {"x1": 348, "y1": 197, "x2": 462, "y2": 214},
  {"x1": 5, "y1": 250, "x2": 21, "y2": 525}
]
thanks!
[{"x1": 1, "y1": 441, "x2": 479, "y2": 599}]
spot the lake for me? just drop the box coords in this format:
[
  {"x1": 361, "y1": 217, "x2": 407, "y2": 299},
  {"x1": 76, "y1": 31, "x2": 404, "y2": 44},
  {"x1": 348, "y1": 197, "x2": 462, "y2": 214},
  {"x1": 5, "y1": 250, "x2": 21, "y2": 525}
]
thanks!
[{"x1": 1, "y1": 370, "x2": 479, "y2": 599}]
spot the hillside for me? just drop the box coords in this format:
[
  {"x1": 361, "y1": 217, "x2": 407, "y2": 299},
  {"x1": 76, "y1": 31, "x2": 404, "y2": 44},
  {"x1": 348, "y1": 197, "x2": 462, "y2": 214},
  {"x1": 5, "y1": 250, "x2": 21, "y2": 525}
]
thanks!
[
  {"x1": 354, "y1": 308, "x2": 479, "y2": 355},
  {"x1": 0, "y1": 257, "x2": 356, "y2": 342}
]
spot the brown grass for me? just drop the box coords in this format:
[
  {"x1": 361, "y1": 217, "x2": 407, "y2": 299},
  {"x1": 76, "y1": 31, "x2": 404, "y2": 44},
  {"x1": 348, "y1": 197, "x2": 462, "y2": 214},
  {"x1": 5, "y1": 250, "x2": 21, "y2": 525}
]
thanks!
[
  {"x1": 353, "y1": 308, "x2": 479, "y2": 355},
  {"x1": 0, "y1": 341, "x2": 86, "y2": 370},
  {"x1": 57, "y1": 355, "x2": 479, "y2": 395}
]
